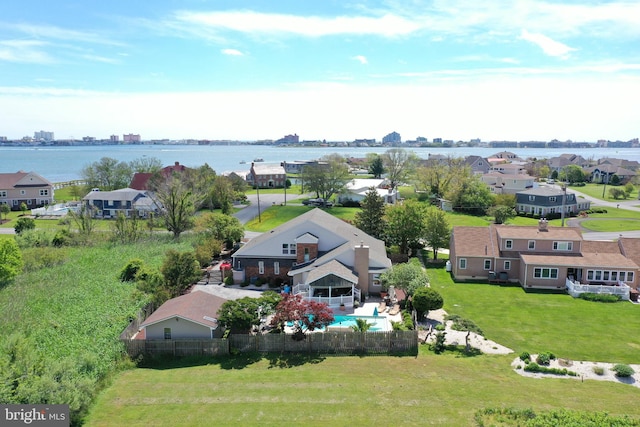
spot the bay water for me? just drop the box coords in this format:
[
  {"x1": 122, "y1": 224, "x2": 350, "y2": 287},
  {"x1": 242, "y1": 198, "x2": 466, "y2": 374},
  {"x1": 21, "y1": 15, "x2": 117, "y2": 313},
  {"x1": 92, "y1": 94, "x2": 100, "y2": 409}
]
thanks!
[{"x1": 1, "y1": 144, "x2": 638, "y2": 183}]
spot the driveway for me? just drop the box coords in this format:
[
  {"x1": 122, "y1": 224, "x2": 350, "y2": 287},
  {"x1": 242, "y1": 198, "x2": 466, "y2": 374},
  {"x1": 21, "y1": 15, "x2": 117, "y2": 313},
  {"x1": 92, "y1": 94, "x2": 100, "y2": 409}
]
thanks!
[{"x1": 0, "y1": 227, "x2": 15, "y2": 234}]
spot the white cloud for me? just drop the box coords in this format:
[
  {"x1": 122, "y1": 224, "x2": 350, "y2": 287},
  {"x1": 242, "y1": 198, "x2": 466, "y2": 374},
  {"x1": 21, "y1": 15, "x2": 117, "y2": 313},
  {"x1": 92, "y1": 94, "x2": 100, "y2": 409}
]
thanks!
[
  {"x1": 81, "y1": 54, "x2": 120, "y2": 64},
  {"x1": 173, "y1": 11, "x2": 421, "y2": 37},
  {"x1": 4, "y1": 22, "x2": 124, "y2": 46},
  {"x1": 221, "y1": 48, "x2": 243, "y2": 56},
  {"x1": 0, "y1": 40, "x2": 53, "y2": 64},
  {"x1": 352, "y1": 55, "x2": 367, "y2": 64},
  {"x1": 520, "y1": 29, "x2": 575, "y2": 58}
]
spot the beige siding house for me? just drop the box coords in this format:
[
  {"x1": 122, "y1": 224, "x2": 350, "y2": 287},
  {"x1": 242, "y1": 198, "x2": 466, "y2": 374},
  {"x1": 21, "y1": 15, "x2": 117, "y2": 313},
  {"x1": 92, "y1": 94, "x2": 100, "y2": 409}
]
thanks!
[
  {"x1": 0, "y1": 171, "x2": 54, "y2": 210},
  {"x1": 450, "y1": 220, "x2": 639, "y2": 294}
]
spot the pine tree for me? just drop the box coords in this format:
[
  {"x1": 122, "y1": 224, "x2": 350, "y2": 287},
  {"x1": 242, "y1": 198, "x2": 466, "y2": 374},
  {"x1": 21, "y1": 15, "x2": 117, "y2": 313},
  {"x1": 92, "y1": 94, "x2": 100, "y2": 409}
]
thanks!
[{"x1": 353, "y1": 187, "x2": 386, "y2": 240}]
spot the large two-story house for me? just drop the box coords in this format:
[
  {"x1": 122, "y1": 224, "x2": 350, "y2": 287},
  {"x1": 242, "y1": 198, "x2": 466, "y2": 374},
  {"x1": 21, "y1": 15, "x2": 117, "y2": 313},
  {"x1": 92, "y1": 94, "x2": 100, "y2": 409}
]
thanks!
[
  {"x1": 449, "y1": 219, "x2": 639, "y2": 294},
  {"x1": 82, "y1": 188, "x2": 160, "y2": 218},
  {"x1": 516, "y1": 187, "x2": 590, "y2": 217},
  {"x1": 231, "y1": 208, "x2": 391, "y2": 307},
  {"x1": 0, "y1": 171, "x2": 54, "y2": 210}
]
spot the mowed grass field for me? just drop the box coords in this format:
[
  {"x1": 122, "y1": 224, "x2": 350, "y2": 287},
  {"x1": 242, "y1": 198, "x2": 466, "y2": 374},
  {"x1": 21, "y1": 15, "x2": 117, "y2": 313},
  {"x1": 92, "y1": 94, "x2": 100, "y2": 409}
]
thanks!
[{"x1": 86, "y1": 268, "x2": 640, "y2": 426}]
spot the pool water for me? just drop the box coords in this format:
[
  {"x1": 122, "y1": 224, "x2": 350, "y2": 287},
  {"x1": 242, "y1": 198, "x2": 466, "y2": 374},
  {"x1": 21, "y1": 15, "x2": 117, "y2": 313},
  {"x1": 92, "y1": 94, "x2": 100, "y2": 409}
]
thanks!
[{"x1": 326, "y1": 315, "x2": 388, "y2": 331}]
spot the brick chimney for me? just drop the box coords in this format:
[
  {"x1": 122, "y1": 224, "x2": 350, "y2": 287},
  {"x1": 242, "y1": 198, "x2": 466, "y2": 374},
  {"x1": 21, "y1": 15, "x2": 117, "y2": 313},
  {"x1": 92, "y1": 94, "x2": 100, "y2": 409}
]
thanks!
[{"x1": 353, "y1": 241, "x2": 370, "y2": 297}]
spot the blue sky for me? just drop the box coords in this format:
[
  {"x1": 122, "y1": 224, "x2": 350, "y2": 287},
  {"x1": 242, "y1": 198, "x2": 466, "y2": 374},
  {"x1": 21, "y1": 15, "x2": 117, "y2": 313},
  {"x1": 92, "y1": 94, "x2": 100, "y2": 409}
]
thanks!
[{"x1": 1, "y1": 0, "x2": 638, "y2": 141}]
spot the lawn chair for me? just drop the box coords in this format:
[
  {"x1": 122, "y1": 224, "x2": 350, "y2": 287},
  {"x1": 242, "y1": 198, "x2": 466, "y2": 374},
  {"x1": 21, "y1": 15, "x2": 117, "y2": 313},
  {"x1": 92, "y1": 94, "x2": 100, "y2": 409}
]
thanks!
[
  {"x1": 388, "y1": 303, "x2": 401, "y2": 316},
  {"x1": 378, "y1": 300, "x2": 387, "y2": 313}
]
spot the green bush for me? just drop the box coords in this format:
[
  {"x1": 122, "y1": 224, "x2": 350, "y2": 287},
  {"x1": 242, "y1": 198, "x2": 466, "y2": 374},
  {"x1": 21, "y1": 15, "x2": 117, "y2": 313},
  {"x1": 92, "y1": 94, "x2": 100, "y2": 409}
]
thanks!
[
  {"x1": 14, "y1": 217, "x2": 36, "y2": 234},
  {"x1": 579, "y1": 292, "x2": 621, "y2": 303},
  {"x1": 592, "y1": 366, "x2": 605, "y2": 376},
  {"x1": 224, "y1": 275, "x2": 234, "y2": 286},
  {"x1": 21, "y1": 247, "x2": 69, "y2": 271},
  {"x1": 524, "y1": 362, "x2": 577, "y2": 376},
  {"x1": 612, "y1": 364, "x2": 635, "y2": 378},
  {"x1": 519, "y1": 351, "x2": 530, "y2": 362},
  {"x1": 536, "y1": 351, "x2": 556, "y2": 366},
  {"x1": 120, "y1": 258, "x2": 145, "y2": 282}
]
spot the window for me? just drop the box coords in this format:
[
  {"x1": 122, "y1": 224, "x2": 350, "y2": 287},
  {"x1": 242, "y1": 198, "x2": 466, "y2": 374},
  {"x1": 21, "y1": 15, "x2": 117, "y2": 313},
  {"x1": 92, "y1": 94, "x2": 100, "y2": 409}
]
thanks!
[
  {"x1": 549, "y1": 196, "x2": 556, "y2": 202},
  {"x1": 0, "y1": 191, "x2": 6, "y2": 198},
  {"x1": 534, "y1": 267, "x2": 558, "y2": 279},
  {"x1": 594, "y1": 270, "x2": 602, "y2": 280},
  {"x1": 587, "y1": 271, "x2": 594, "y2": 280},
  {"x1": 12, "y1": 200, "x2": 18, "y2": 206},
  {"x1": 528, "y1": 195, "x2": 535, "y2": 201},
  {"x1": 528, "y1": 240, "x2": 535, "y2": 250},
  {"x1": 603, "y1": 271, "x2": 610, "y2": 280},
  {"x1": 164, "y1": 328, "x2": 171, "y2": 339},
  {"x1": 282, "y1": 244, "x2": 289, "y2": 254},
  {"x1": 505, "y1": 240, "x2": 513, "y2": 249},
  {"x1": 619, "y1": 272, "x2": 626, "y2": 281},
  {"x1": 504, "y1": 261, "x2": 511, "y2": 270},
  {"x1": 611, "y1": 271, "x2": 618, "y2": 281},
  {"x1": 20, "y1": 190, "x2": 26, "y2": 195},
  {"x1": 553, "y1": 241, "x2": 573, "y2": 251},
  {"x1": 484, "y1": 259, "x2": 491, "y2": 270},
  {"x1": 459, "y1": 258, "x2": 467, "y2": 269},
  {"x1": 274, "y1": 262, "x2": 279, "y2": 275},
  {"x1": 290, "y1": 244, "x2": 296, "y2": 255},
  {"x1": 39, "y1": 189, "x2": 49, "y2": 196},
  {"x1": 627, "y1": 272, "x2": 634, "y2": 282},
  {"x1": 258, "y1": 261, "x2": 264, "y2": 275}
]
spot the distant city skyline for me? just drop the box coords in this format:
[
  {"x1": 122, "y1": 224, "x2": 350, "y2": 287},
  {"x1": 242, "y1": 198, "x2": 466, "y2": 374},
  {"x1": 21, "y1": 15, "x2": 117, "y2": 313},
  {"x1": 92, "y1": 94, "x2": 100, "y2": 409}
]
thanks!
[{"x1": 0, "y1": 1, "x2": 638, "y2": 141}]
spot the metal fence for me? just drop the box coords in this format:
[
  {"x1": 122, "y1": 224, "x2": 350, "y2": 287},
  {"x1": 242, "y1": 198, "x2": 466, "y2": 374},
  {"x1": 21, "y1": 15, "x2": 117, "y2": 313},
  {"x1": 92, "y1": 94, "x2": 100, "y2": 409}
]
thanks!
[{"x1": 121, "y1": 330, "x2": 418, "y2": 358}]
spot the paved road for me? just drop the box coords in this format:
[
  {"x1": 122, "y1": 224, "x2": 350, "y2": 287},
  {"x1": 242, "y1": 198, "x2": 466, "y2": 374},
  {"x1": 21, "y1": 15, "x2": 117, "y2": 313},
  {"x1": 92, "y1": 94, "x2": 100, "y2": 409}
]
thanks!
[{"x1": 545, "y1": 183, "x2": 640, "y2": 240}]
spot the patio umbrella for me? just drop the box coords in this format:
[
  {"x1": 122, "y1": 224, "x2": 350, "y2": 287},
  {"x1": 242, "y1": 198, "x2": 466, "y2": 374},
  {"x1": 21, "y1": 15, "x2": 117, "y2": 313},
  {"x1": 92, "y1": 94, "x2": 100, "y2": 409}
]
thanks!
[{"x1": 373, "y1": 306, "x2": 379, "y2": 317}]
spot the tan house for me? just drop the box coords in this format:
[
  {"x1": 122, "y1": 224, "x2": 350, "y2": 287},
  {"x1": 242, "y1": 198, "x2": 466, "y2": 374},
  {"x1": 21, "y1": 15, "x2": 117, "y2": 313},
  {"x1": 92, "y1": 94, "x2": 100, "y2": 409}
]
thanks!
[
  {"x1": 0, "y1": 171, "x2": 54, "y2": 210},
  {"x1": 247, "y1": 162, "x2": 287, "y2": 188},
  {"x1": 137, "y1": 291, "x2": 227, "y2": 340},
  {"x1": 449, "y1": 220, "x2": 638, "y2": 297}
]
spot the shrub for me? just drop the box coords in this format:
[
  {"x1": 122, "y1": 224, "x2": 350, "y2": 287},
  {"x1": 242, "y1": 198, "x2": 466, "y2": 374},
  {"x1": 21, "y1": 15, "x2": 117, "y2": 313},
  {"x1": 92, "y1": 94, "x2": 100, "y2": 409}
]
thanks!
[
  {"x1": 536, "y1": 351, "x2": 555, "y2": 366},
  {"x1": 120, "y1": 259, "x2": 145, "y2": 282},
  {"x1": 224, "y1": 275, "x2": 234, "y2": 286},
  {"x1": 592, "y1": 366, "x2": 605, "y2": 376},
  {"x1": 431, "y1": 331, "x2": 447, "y2": 354},
  {"x1": 579, "y1": 293, "x2": 621, "y2": 303},
  {"x1": 519, "y1": 351, "x2": 531, "y2": 362},
  {"x1": 435, "y1": 324, "x2": 445, "y2": 331},
  {"x1": 612, "y1": 364, "x2": 635, "y2": 378},
  {"x1": 524, "y1": 363, "x2": 577, "y2": 376},
  {"x1": 13, "y1": 218, "x2": 37, "y2": 236}
]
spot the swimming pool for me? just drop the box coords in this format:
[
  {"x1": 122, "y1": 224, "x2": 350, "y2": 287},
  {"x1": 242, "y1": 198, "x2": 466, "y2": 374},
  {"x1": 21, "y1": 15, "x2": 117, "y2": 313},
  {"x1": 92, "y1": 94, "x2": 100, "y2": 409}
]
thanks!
[{"x1": 326, "y1": 315, "x2": 390, "y2": 332}]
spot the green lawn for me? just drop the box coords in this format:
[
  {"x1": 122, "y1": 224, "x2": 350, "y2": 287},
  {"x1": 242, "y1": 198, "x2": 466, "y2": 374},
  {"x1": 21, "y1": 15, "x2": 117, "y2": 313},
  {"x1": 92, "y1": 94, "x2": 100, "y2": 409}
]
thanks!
[
  {"x1": 245, "y1": 205, "x2": 358, "y2": 232},
  {"x1": 580, "y1": 219, "x2": 640, "y2": 232},
  {"x1": 569, "y1": 183, "x2": 638, "y2": 202},
  {"x1": 86, "y1": 265, "x2": 640, "y2": 426}
]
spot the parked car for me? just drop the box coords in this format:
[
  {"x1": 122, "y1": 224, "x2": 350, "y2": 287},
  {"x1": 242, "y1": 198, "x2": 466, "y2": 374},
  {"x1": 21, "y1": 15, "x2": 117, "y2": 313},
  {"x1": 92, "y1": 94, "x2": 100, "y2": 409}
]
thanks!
[{"x1": 302, "y1": 198, "x2": 333, "y2": 207}]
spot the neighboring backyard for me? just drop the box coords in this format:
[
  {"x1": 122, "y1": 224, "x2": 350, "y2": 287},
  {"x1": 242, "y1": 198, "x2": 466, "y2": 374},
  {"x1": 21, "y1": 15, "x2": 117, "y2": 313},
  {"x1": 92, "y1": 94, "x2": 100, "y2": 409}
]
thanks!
[{"x1": 86, "y1": 265, "x2": 640, "y2": 426}]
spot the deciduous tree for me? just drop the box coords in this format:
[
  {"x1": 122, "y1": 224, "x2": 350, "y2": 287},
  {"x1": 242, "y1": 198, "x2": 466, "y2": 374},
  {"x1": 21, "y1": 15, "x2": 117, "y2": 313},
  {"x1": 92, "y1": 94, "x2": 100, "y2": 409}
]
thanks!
[
  {"x1": 385, "y1": 200, "x2": 426, "y2": 255},
  {"x1": 489, "y1": 205, "x2": 516, "y2": 225},
  {"x1": 13, "y1": 217, "x2": 35, "y2": 235},
  {"x1": 195, "y1": 212, "x2": 244, "y2": 249},
  {"x1": 382, "y1": 148, "x2": 418, "y2": 189},
  {"x1": 423, "y1": 207, "x2": 450, "y2": 260},
  {"x1": 270, "y1": 294, "x2": 334, "y2": 340},
  {"x1": 160, "y1": 249, "x2": 201, "y2": 297},
  {"x1": 150, "y1": 175, "x2": 198, "y2": 239},
  {"x1": 380, "y1": 258, "x2": 429, "y2": 297},
  {"x1": 1, "y1": 204, "x2": 10, "y2": 222},
  {"x1": 217, "y1": 292, "x2": 281, "y2": 334},
  {"x1": 0, "y1": 238, "x2": 23, "y2": 284}
]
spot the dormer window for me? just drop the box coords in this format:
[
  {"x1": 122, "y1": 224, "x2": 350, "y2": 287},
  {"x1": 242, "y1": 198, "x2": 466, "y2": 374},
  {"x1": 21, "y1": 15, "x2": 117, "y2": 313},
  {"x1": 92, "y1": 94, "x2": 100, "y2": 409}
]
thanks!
[
  {"x1": 505, "y1": 240, "x2": 513, "y2": 249},
  {"x1": 553, "y1": 241, "x2": 573, "y2": 251}
]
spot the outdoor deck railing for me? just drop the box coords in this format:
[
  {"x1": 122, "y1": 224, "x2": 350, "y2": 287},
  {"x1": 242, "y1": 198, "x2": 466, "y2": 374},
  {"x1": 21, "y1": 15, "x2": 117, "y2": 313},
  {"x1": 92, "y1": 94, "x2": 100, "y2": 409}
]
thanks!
[{"x1": 565, "y1": 278, "x2": 630, "y2": 301}]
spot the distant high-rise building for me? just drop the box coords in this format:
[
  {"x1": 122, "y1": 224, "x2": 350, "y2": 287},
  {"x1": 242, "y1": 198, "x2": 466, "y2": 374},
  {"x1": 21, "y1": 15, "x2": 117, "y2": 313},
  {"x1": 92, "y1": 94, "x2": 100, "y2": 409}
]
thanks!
[
  {"x1": 382, "y1": 131, "x2": 401, "y2": 144},
  {"x1": 34, "y1": 130, "x2": 54, "y2": 141},
  {"x1": 275, "y1": 134, "x2": 299, "y2": 144},
  {"x1": 110, "y1": 134, "x2": 119, "y2": 142},
  {"x1": 0, "y1": 136, "x2": 7, "y2": 142},
  {"x1": 123, "y1": 133, "x2": 141, "y2": 143}
]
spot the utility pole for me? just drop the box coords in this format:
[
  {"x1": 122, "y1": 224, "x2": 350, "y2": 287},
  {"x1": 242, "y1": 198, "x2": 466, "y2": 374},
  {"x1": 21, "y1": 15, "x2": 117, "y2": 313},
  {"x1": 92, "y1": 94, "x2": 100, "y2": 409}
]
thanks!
[
  {"x1": 561, "y1": 183, "x2": 567, "y2": 227},
  {"x1": 252, "y1": 163, "x2": 261, "y2": 222}
]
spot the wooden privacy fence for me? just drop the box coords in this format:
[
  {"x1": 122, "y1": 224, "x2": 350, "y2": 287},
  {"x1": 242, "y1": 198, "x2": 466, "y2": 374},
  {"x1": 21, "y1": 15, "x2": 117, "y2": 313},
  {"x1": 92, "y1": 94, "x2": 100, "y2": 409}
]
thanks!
[{"x1": 121, "y1": 330, "x2": 418, "y2": 358}]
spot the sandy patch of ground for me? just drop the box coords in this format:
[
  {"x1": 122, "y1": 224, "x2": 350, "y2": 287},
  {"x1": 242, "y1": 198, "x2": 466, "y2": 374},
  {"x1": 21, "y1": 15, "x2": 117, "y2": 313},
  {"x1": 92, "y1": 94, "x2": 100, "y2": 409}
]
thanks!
[
  {"x1": 511, "y1": 355, "x2": 640, "y2": 388},
  {"x1": 419, "y1": 309, "x2": 514, "y2": 355}
]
